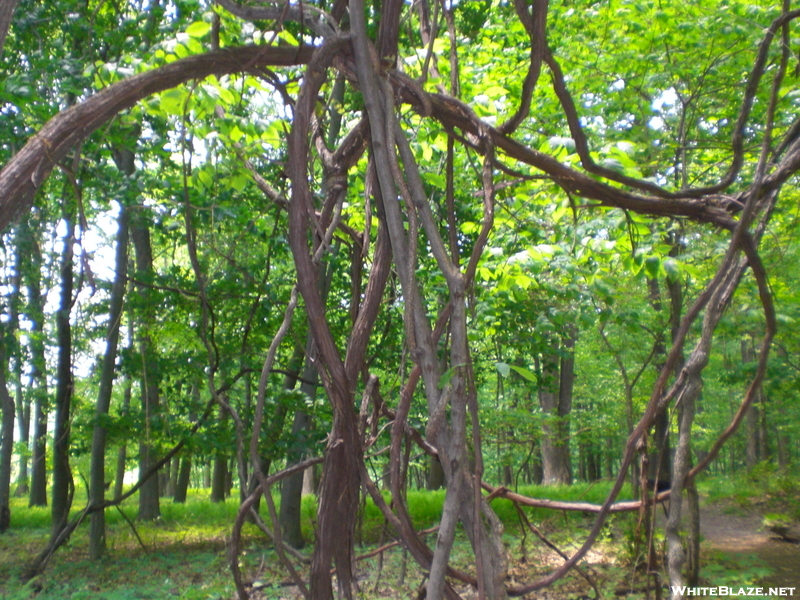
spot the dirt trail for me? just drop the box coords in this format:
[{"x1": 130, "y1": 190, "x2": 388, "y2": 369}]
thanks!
[{"x1": 701, "y1": 504, "x2": 800, "y2": 588}]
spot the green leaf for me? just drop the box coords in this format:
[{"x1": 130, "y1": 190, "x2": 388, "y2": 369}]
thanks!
[
  {"x1": 159, "y1": 88, "x2": 187, "y2": 116},
  {"x1": 663, "y1": 257, "x2": 680, "y2": 282},
  {"x1": 644, "y1": 255, "x2": 660, "y2": 279},
  {"x1": 185, "y1": 21, "x2": 212, "y2": 38},
  {"x1": 197, "y1": 170, "x2": 213, "y2": 189},
  {"x1": 509, "y1": 365, "x2": 538, "y2": 383}
]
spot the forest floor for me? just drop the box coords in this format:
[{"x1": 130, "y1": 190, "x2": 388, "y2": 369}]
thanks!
[
  {"x1": 3, "y1": 489, "x2": 800, "y2": 599},
  {"x1": 700, "y1": 502, "x2": 800, "y2": 589}
]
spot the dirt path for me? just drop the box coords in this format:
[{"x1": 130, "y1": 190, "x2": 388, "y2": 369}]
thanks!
[{"x1": 701, "y1": 504, "x2": 800, "y2": 588}]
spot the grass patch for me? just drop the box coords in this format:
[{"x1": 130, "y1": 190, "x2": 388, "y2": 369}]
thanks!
[
  {"x1": 0, "y1": 481, "x2": 643, "y2": 599},
  {"x1": 698, "y1": 466, "x2": 800, "y2": 518}
]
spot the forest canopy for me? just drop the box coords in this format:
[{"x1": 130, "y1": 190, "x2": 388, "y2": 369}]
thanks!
[{"x1": 1, "y1": 0, "x2": 799, "y2": 599}]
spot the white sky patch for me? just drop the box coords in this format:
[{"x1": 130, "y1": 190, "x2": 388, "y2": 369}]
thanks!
[
  {"x1": 649, "y1": 88, "x2": 678, "y2": 130},
  {"x1": 82, "y1": 201, "x2": 121, "y2": 282}
]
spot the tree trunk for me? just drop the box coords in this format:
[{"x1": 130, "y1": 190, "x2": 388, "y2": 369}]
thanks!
[
  {"x1": 0, "y1": 328, "x2": 14, "y2": 533},
  {"x1": 210, "y1": 401, "x2": 228, "y2": 503},
  {"x1": 758, "y1": 398, "x2": 769, "y2": 462},
  {"x1": 210, "y1": 448, "x2": 228, "y2": 503},
  {"x1": 51, "y1": 205, "x2": 75, "y2": 538},
  {"x1": 776, "y1": 427, "x2": 788, "y2": 468},
  {"x1": 279, "y1": 343, "x2": 317, "y2": 548},
  {"x1": 0, "y1": 0, "x2": 20, "y2": 57},
  {"x1": 12, "y1": 360, "x2": 27, "y2": 498},
  {"x1": 647, "y1": 276, "x2": 673, "y2": 484},
  {"x1": 309, "y1": 409, "x2": 362, "y2": 600},
  {"x1": 302, "y1": 464, "x2": 316, "y2": 495},
  {"x1": 538, "y1": 332, "x2": 575, "y2": 486},
  {"x1": 7, "y1": 227, "x2": 28, "y2": 499},
  {"x1": 279, "y1": 409, "x2": 311, "y2": 548},
  {"x1": 89, "y1": 204, "x2": 129, "y2": 559},
  {"x1": 173, "y1": 456, "x2": 192, "y2": 503},
  {"x1": 686, "y1": 479, "x2": 701, "y2": 586},
  {"x1": 248, "y1": 345, "x2": 303, "y2": 517},
  {"x1": 130, "y1": 213, "x2": 161, "y2": 521},
  {"x1": 427, "y1": 455, "x2": 445, "y2": 490},
  {"x1": 19, "y1": 219, "x2": 48, "y2": 508},
  {"x1": 166, "y1": 455, "x2": 179, "y2": 498},
  {"x1": 113, "y1": 378, "x2": 132, "y2": 500},
  {"x1": 28, "y1": 387, "x2": 47, "y2": 507},
  {"x1": 281, "y1": 259, "x2": 332, "y2": 548},
  {"x1": 742, "y1": 338, "x2": 761, "y2": 470}
]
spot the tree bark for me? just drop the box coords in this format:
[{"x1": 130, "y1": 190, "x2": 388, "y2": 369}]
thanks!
[
  {"x1": 89, "y1": 204, "x2": 129, "y2": 559},
  {"x1": 538, "y1": 332, "x2": 575, "y2": 486},
  {"x1": 210, "y1": 428, "x2": 228, "y2": 503},
  {"x1": 17, "y1": 218, "x2": 49, "y2": 508},
  {"x1": 51, "y1": 204, "x2": 76, "y2": 538},
  {"x1": 742, "y1": 337, "x2": 763, "y2": 469},
  {"x1": 279, "y1": 408, "x2": 312, "y2": 548},
  {"x1": 427, "y1": 455, "x2": 445, "y2": 490},
  {"x1": 131, "y1": 212, "x2": 161, "y2": 521},
  {"x1": 0, "y1": 0, "x2": 20, "y2": 57},
  {"x1": 0, "y1": 324, "x2": 14, "y2": 533},
  {"x1": 173, "y1": 456, "x2": 192, "y2": 503},
  {"x1": 280, "y1": 334, "x2": 320, "y2": 548}
]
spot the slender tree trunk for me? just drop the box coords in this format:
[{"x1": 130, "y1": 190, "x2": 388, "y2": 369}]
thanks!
[
  {"x1": 279, "y1": 410, "x2": 311, "y2": 547},
  {"x1": 112, "y1": 377, "x2": 132, "y2": 499},
  {"x1": 281, "y1": 255, "x2": 333, "y2": 547},
  {"x1": 209, "y1": 399, "x2": 228, "y2": 503},
  {"x1": 12, "y1": 359, "x2": 27, "y2": 498},
  {"x1": 758, "y1": 399, "x2": 769, "y2": 461},
  {"x1": 130, "y1": 210, "x2": 161, "y2": 521},
  {"x1": 89, "y1": 204, "x2": 129, "y2": 559},
  {"x1": 165, "y1": 455, "x2": 179, "y2": 498},
  {"x1": 427, "y1": 456, "x2": 445, "y2": 490},
  {"x1": 742, "y1": 338, "x2": 761, "y2": 469},
  {"x1": 5, "y1": 227, "x2": 27, "y2": 500},
  {"x1": 173, "y1": 456, "x2": 192, "y2": 503},
  {"x1": 51, "y1": 205, "x2": 76, "y2": 537},
  {"x1": 246, "y1": 344, "x2": 303, "y2": 518},
  {"x1": 776, "y1": 427, "x2": 788, "y2": 468},
  {"x1": 175, "y1": 387, "x2": 201, "y2": 504},
  {"x1": 19, "y1": 219, "x2": 49, "y2": 508},
  {"x1": 0, "y1": 0, "x2": 20, "y2": 57},
  {"x1": 647, "y1": 276, "x2": 672, "y2": 484},
  {"x1": 0, "y1": 327, "x2": 14, "y2": 533},
  {"x1": 279, "y1": 339, "x2": 317, "y2": 549},
  {"x1": 113, "y1": 273, "x2": 135, "y2": 502},
  {"x1": 666, "y1": 379, "x2": 698, "y2": 595},
  {"x1": 210, "y1": 432, "x2": 228, "y2": 503},
  {"x1": 28, "y1": 383, "x2": 47, "y2": 507},
  {"x1": 685, "y1": 479, "x2": 701, "y2": 585}
]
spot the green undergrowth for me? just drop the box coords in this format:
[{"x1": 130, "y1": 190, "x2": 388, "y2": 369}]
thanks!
[
  {"x1": 0, "y1": 481, "x2": 636, "y2": 599},
  {"x1": 698, "y1": 465, "x2": 800, "y2": 518},
  {"x1": 355, "y1": 480, "x2": 633, "y2": 543}
]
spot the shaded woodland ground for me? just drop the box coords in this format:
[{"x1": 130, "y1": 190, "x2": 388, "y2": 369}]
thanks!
[
  {"x1": 1, "y1": 475, "x2": 799, "y2": 599},
  {"x1": 699, "y1": 504, "x2": 800, "y2": 590}
]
